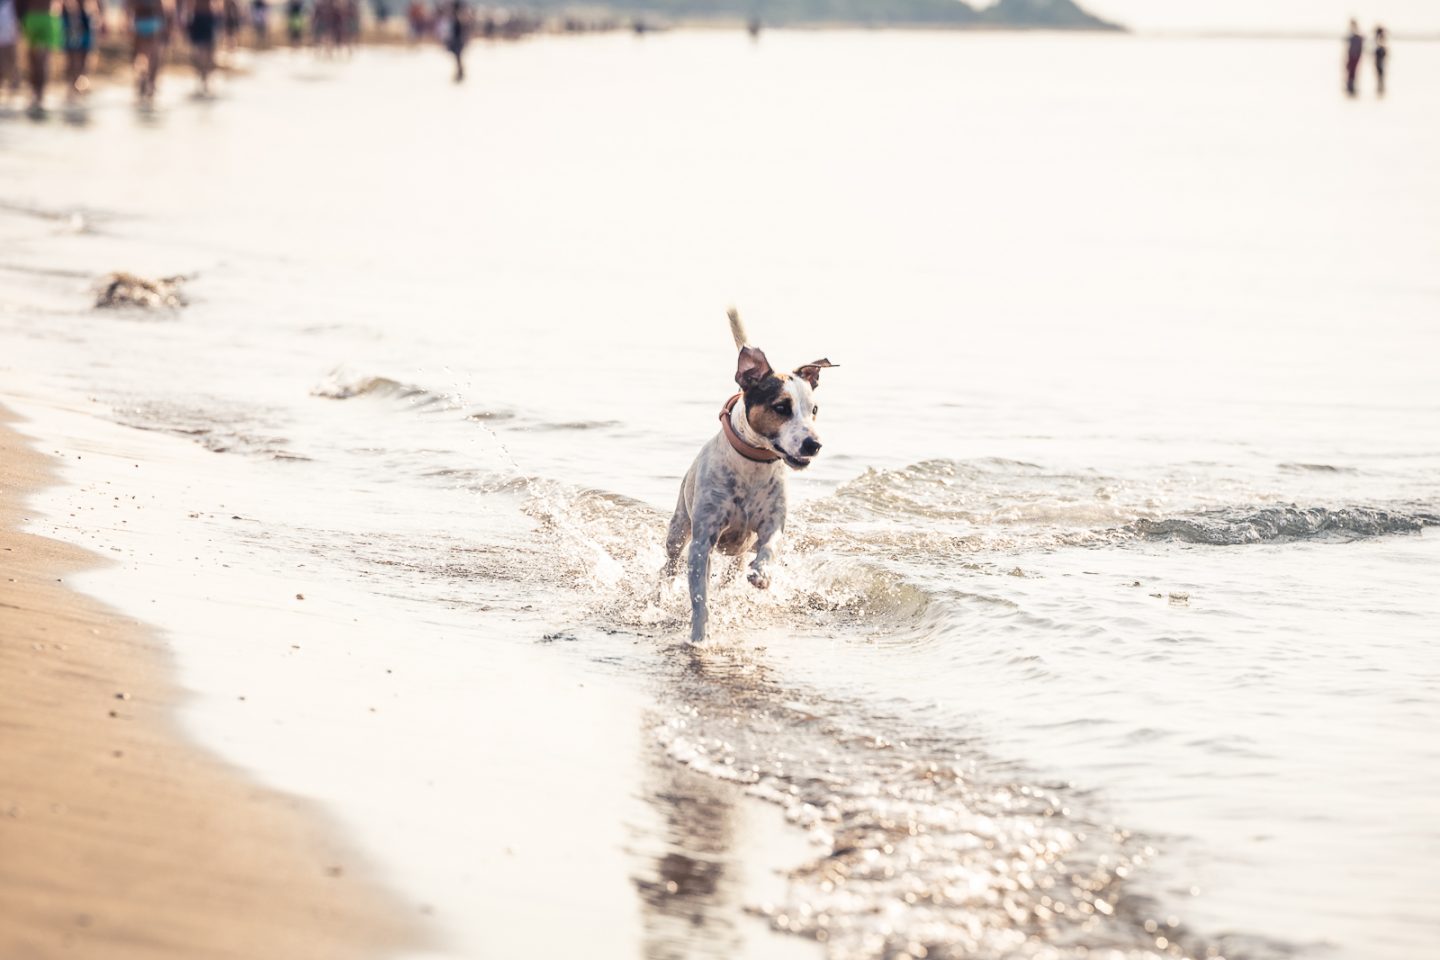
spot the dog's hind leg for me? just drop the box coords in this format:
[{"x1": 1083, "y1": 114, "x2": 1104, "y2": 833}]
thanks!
[
  {"x1": 662, "y1": 492, "x2": 690, "y2": 579},
  {"x1": 686, "y1": 528, "x2": 717, "y2": 644}
]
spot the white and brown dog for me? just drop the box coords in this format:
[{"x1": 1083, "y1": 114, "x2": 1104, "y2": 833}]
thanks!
[{"x1": 663, "y1": 310, "x2": 836, "y2": 643}]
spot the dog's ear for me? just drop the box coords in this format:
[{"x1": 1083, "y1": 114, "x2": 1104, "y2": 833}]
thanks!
[
  {"x1": 793, "y1": 359, "x2": 838, "y2": 389},
  {"x1": 736, "y1": 346, "x2": 773, "y2": 390}
]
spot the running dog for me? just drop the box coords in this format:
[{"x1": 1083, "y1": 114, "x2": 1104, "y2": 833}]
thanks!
[{"x1": 663, "y1": 309, "x2": 837, "y2": 643}]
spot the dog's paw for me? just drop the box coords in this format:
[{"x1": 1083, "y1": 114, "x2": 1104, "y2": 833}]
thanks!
[{"x1": 747, "y1": 569, "x2": 770, "y2": 590}]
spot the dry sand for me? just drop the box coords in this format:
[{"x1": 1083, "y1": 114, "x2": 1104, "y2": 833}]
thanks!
[{"x1": 0, "y1": 404, "x2": 424, "y2": 960}]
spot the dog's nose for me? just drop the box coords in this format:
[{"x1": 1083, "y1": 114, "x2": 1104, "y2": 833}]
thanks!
[{"x1": 800, "y1": 438, "x2": 822, "y2": 457}]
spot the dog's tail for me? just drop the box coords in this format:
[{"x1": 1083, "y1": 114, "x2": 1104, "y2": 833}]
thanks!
[{"x1": 727, "y1": 307, "x2": 749, "y2": 349}]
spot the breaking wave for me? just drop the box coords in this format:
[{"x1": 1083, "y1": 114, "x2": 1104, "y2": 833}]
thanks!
[
  {"x1": 311, "y1": 369, "x2": 619, "y2": 431},
  {"x1": 311, "y1": 370, "x2": 469, "y2": 412},
  {"x1": 113, "y1": 397, "x2": 308, "y2": 461},
  {"x1": 1132, "y1": 505, "x2": 1439, "y2": 545},
  {"x1": 812, "y1": 459, "x2": 1438, "y2": 551}
]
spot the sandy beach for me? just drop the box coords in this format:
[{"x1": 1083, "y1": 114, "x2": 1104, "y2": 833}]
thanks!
[{"x1": 0, "y1": 405, "x2": 422, "y2": 960}]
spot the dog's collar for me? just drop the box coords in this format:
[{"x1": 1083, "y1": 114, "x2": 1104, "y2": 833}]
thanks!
[{"x1": 720, "y1": 393, "x2": 781, "y2": 463}]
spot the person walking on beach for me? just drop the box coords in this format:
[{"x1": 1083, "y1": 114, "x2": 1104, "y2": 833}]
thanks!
[
  {"x1": 0, "y1": 0, "x2": 22, "y2": 107},
  {"x1": 342, "y1": 0, "x2": 358, "y2": 50},
  {"x1": 129, "y1": 0, "x2": 167, "y2": 105},
  {"x1": 59, "y1": 0, "x2": 102, "y2": 102},
  {"x1": 1344, "y1": 18, "x2": 1364, "y2": 96},
  {"x1": 221, "y1": 0, "x2": 240, "y2": 49},
  {"x1": 311, "y1": 0, "x2": 335, "y2": 52},
  {"x1": 284, "y1": 0, "x2": 302, "y2": 45},
  {"x1": 1374, "y1": 25, "x2": 1388, "y2": 96},
  {"x1": 443, "y1": 0, "x2": 467, "y2": 81},
  {"x1": 182, "y1": 0, "x2": 218, "y2": 95},
  {"x1": 249, "y1": 0, "x2": 267, "y2": 45},
  {"x1": 17, "y1": 0, "x2": 61, "y2": 114}
]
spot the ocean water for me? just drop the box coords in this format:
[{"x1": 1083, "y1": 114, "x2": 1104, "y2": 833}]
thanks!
[{"x1": 2, "y1": 31, "x2": 1439, "y2": 960}]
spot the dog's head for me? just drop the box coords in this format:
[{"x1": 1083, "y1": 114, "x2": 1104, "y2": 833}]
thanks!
[{"x1": 735, "y1": 346, "x2": 837, "y2": 470}]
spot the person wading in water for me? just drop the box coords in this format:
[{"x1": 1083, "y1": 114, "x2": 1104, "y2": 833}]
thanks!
[
  {"x1": 1373, "y1": 25, "x2": 1388, "y2": 96},
  {"x1": 0, "y1": 0, "x2": 23, "y2": 108},
  {"x1": 1343, "y1": 18, "x2": 1364, "y2": 96},
  {"x1": 60, "y1": 0, "x2": 103, "y2": 104},
  {"x1": 130, "y1": 0, "x2": 168, "y2": 107},
  {"x1": 443, "y1": 0, "x2": 468, "y2": 82},
  {"x1": 17, "y1": 0, "x2": 61, "y2": 114},
  {"x1": 183, "y1": 0, "x2": 218, "y2": 96}
]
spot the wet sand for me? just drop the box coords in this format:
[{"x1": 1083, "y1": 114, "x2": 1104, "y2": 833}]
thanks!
[{"x1": 0, "y1": 404, "x2": 423, "y2": 960}]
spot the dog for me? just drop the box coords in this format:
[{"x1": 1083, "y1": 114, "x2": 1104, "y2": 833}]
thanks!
[{"x1": 663, "y1": 309, "x2": 836, "y2": 643}]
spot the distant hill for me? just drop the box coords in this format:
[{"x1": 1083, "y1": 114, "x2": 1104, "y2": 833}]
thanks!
[
  {"x1": 979, "y1": 0, "x2": 1119, "y2": 29},
  {"x1": 541, "y1": 0, "x2": 1123, "y2": 29}
]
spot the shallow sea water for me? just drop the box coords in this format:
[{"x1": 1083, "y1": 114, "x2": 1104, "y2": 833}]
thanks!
[{"x1": 2, "y1": 30, "x2": 1439, "y2": 960}]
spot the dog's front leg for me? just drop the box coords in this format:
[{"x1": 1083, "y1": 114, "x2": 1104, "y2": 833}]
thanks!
[
  {"x1": 686, "y1": 529, "x2": 717, "y2": 643},
  {"x1": 748, "y1": 513, "x2": 782, "y2": 590}
]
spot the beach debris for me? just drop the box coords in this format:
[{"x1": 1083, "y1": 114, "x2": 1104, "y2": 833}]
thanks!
[
  {"x1": 93, "y1": 271, "x2": 187, "y2": 310},
  {"x1": 1168, "y1": 592, "x2": 1191, "y2": 605},
  {"x1": 114, "y1": 692, "x2": 130, "y2": 700},
  {"x1": 295, "y1": 593, "x2": 305, "y2": 600}
]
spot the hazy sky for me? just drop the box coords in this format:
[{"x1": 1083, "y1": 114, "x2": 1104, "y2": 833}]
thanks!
[{"x1": 1052, "y1": 0, "x2": 1439, "y2": 33}]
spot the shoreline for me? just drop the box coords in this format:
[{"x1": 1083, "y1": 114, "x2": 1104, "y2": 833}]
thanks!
[
  {"x1": 0, "y1": 404, "x2": 425, "y2": 960},
  {"x1": 0, "y1": 372, "x2": 822, "y2": 959}
]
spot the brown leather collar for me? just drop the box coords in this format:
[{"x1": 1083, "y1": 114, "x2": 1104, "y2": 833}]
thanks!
[{"x1": 720, "y1": 393, "x2": 780, "y2": 463}]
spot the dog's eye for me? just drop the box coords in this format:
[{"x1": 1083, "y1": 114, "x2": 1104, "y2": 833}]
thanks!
[
  {"x1": 773, "y1": 402, "x2": 792, "y2": 416},
  {"x1": 812, "y1": 405, "x2": 819, "y2": 418}
]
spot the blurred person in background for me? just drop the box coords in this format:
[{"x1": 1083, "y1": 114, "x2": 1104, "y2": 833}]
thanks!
[
  {"x1": 130, "y1": 0, "x2": 167, "y2": 105},
  {"x1": 59, "y1": 0, "x2": 102, "y2": 102},
  {"x1": 0, "y1": 0, "x2": 21, "y2": 108},
  {"x1": 343, "y1": 0, "x2": 358, "y2": 51},
  {"x1": 312, "y1": 0, "x2": 337, "y2": 53},
  {"x1": 183, "y1": 0, "x2": 218, "y2": 94},
  {"x1": 285, "y1": 0, "x2": 303, "y2": 45},
  {"x1": 249, "y1": 0, "x2": 267, "y2": 46},
  {"x1": 221, "y1": 0, "x2": 239, "y2": 49},
  {"x1": 443, "y1": 0, "x2": 467, "y2": 81},
  {"x1": 405, "y1": 0, "x2": 422, "y2": 42},
  {"x1": 1373, "y1": 25, "x2": 1388, "y2": 95},
  {"x1": 1344, "y1": 18, "x2": 1363, "y2": 95},
  {"x1": 17, "y1": 0, "x2": 61, "y2": 114},
  {"x1": 310, "y1": 0, "x2": 325, "y2": 46}
]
